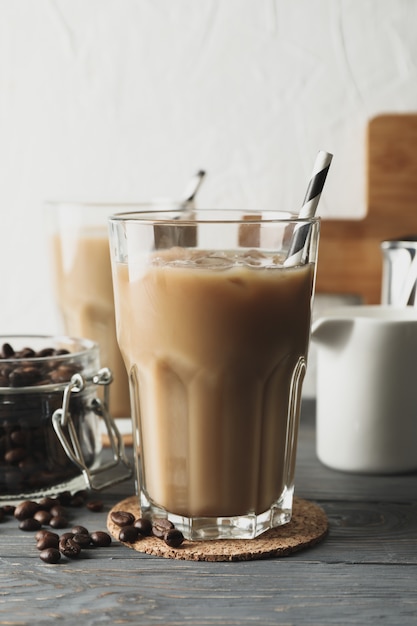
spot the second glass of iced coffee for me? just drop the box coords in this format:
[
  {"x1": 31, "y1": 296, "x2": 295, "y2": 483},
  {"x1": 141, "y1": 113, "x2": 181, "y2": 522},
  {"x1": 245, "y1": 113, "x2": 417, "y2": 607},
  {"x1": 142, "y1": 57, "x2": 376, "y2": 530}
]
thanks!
[{"x1": 109, "y1": 209, "x2": 320, "y2": 540}]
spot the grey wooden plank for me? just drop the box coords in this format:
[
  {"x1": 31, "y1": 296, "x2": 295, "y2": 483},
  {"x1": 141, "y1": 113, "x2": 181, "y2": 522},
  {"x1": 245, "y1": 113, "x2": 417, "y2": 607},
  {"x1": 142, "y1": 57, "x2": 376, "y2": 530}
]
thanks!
[{"x1": 0, "y1": 560, "x2": 416, "y2": 625}]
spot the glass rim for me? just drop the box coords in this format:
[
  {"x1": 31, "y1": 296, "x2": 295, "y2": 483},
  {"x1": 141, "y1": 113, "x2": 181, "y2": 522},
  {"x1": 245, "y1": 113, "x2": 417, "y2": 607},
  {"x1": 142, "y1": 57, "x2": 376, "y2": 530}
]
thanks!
[
  {"x1": 108, "y1": 208, "x2": 320, "y2": 226},
  {"x1": 0, "y1": 334, "x2": 98, "y2": 364},
  {"x1": 44, "y1": 199, "x2": 186, "y2": 209},
  {"x1": 0, "y1": 335, "x2": 100, "y2": 393}
]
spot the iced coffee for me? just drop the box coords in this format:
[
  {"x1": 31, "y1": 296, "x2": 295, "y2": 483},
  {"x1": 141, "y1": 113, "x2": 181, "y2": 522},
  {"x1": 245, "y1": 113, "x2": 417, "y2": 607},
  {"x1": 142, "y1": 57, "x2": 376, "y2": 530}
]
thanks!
[
  {"x1": 109, "y1": 210, "x2": 319, "y2": 540},
  {"x1": 49, "y1": 203, "x2": 130, "y2": 418}
]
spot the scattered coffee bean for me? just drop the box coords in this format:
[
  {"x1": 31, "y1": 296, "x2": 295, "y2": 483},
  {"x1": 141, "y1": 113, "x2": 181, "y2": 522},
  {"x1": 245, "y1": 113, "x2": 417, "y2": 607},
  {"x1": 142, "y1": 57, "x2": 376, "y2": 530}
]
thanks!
[
  {"x1": 39, "y1": 547, "x2": 61, "y2": 564},
  {"x1": 1, "y1": 505, "x2": 15, "y2": 516},
  {"x1": 50, "y1": 504, "x2": 67, "y2": 518},
  {"x1": 73, "y1": 490, "x2": 88, "y2": 502},
  {"x1": 90, "y1": 531, "x2": 112, "y2": 547},
  {"x1": 71, "y1": 525, "x2": 89, "y2": 535},
  {"x1": 59, "y1": 536, "x2": 81, "y2": 559},
  {"x1": 110, "y1": 510, "x2": 135, "y2": 527},
  {"x1": 86, "y1": 500, "x2": 103, "y2": 512},
  {"x1": 152, "y1": 518, "x2": 174, "y2": 539},
  {"x1": 38, "y1": 497, "x2": 57, "y2": 511},
  {"x1": 164, "y1": 528, "x2": 185, "y2": 548},
  {"x1": 14, "y1": 500, "x2": 39, "y2": 521},
  {"x1": 37, "y1": 534, "x2": 60, "y2": 550},
  {"x1": 118, "y1": 525, "x2": 141, "y2": 543},
  {"x1": 35, "y1": 529, "x2": 55, "y2": 541},
  {"x1": 19, "y1": 517, "x2": 41, "y2": 531},
  {"x1": 56, "y1": 491, "x2": 72, "y2": 506},
  {"x1": 49, "y1": 515, "x2": 68, "y2": 529},
  {"x1": 134, "y1": 517, "x2": 152, "y2": 536},
  {"x1": 69, "y1": 495, "x2": 85, "y2": 508},
  {"x1": 0, "y1": 491, "x2": 154, "y2": 567},
  {"x1": 72, "y1": 532, "x2": 91, "y2": 548},
  {"x1": 34, "y1": 510, "x2": 52, "y2": 525}
]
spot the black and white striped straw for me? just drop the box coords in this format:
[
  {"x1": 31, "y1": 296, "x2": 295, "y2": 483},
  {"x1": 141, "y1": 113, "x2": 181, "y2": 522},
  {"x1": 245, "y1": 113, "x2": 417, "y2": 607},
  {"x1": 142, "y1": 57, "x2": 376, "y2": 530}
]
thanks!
[
  {"x1": 285, "y1": 150, "x2": 333, "y2": 266},
  {"x1": 299, "y1": 150, "x2": 333, "y2": 219}
]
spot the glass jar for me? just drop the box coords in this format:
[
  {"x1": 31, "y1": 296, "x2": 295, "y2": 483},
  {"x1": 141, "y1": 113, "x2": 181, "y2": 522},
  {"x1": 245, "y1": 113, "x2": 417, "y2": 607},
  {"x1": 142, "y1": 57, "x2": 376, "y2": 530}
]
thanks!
[{"x1": 0, "y1": 335, "x2": 131, "y2": 500}]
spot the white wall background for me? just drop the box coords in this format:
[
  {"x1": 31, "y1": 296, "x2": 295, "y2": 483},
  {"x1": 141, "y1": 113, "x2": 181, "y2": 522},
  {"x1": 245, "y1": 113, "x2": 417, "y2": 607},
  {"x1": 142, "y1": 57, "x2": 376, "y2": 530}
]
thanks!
[{"x1": 1, "y1": 0, "x2": 417, "y2": 335}]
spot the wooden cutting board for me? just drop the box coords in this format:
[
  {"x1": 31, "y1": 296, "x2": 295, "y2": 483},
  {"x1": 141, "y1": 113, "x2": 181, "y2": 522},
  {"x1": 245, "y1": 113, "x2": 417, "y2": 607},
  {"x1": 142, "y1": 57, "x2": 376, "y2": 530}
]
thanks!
[{"x1": 315, "y1": 113, "x2": 417, "y2": 304}]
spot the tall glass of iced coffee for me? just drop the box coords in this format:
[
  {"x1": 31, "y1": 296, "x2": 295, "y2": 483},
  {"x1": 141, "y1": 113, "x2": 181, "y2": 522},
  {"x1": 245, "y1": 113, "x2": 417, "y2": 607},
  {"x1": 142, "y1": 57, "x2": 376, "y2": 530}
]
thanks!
[
  {"x1": 109, "y1": 209, "x2": 320, "y2": 540},
  {"x1": 48, "y1": 202, "x2": 131, "y2": 419}
]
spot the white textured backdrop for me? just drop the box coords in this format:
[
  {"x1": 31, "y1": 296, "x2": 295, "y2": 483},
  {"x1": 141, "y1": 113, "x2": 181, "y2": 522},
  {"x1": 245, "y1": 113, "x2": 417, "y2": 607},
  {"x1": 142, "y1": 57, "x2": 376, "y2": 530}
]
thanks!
[{"x1": 1, "y1": 0, "x2": 417, "y2": 333}]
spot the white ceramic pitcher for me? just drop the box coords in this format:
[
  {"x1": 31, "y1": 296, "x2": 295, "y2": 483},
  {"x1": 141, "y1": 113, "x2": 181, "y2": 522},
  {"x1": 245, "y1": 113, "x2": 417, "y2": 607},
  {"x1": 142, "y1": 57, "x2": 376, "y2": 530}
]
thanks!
[{"x1": 312, "y1": 306, "x2": 417, "y2": 474}]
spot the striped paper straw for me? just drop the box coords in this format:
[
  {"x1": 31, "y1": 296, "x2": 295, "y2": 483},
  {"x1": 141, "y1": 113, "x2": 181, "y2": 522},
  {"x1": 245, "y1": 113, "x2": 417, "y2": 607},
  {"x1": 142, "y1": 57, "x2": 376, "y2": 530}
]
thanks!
[
  {"x1": 285, "y1": 150, "x2": 333, "y2": 266},
  {"x1": 299, "y1": 151, "x2": 333, "y2": 219}
]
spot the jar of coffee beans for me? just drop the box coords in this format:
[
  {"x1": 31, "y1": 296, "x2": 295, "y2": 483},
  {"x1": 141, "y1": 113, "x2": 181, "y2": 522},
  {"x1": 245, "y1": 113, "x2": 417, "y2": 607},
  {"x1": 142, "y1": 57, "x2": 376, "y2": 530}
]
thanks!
[{"x1": 0, "y1": 335, "x2": 131, "y2": 500}]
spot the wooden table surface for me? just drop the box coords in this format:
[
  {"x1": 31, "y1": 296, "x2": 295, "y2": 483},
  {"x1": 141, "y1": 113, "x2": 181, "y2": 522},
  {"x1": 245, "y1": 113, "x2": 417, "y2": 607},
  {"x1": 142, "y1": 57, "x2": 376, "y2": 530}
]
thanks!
[{"x1": 1, "y1": 399, "x2": 416, "y2": 625}]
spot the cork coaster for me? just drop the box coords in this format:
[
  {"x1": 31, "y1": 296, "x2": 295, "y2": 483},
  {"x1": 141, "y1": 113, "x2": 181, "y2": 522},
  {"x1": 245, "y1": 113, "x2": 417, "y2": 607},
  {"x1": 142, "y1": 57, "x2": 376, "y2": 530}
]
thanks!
[{"x1": 107, "y1": 496, "x2": 328, "y2": 561}]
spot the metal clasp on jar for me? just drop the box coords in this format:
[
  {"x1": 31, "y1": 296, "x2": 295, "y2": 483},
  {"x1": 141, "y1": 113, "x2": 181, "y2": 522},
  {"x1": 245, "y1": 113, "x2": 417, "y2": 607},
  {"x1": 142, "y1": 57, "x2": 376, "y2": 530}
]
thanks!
[{"x1": 52, "y1": 367, "x2": 132, "y2": 491}]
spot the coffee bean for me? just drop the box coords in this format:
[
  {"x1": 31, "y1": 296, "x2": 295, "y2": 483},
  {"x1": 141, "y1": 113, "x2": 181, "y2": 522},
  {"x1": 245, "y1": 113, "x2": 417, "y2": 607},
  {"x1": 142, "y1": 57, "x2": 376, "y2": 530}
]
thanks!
[
  {"x1": 38, "y1": 497, "x2": 58, "y2": 510},
  {"x1": 37, "y1": 348, "x2": 55, "y2": 358},
  {"x1": 39, "y1": 547, "x2": 61, "y2": 564},
  {"x1": 9, "y1": 366, "x2": 43, "y2": 387},
  {"x1": 110, "y1": 510, "x2": 135, "y2": 527},
  {"x1": 59, "y1": 536, "x2": 81, "y2": 559},
  {"x1": 50, "y1": 504, "x2": 67, "y2": 518},
  {"x1": 73, "y1": 490, "x2": 88, "y2": 502},
  {"x1": 164, "y1": 528, "x2": 185, "y2": 548},
  {"x1": 72, "y1": 533, "x2": 91, "y2": 548},
  {"x1": 19, "y1": 347, "x2": 36, "y2": 359},
  {"x1": 134, "y1": 517, "x2": 153, "y2": 536},
  {"x1": 2, "y1": 342, "x2": 15, "y2": 358},
  {"x1": 10, "y1": 430, "x2": 26, "y2": 446},
  {"x1": 86, "y1": 500, "x2": 103, "y2": 512},
  {"x1": 71, "y1": 525, "x2": 89, "y2": 535},
  {"x1": 18, "y1": 457, "x2": 36, "y2": 471},
  {"x1": 90, "y1": 531, "x2": 112, "y2": 547},
  {"x1": 69, "y1": 495, "x2": 85, "y2": 508},
  {"x1": 5, "y1": 447, "x2": 28, "y2": 464},
  {"x1": 14, "y1": 500, "x2": 39, "y2": 520},
  {"x1": 49, "y1": 515, "x2": 68, "y2": 529},
  {"x1": 60, "y1": 532, "x2": 75, "y2": 541},
  {"x1": 55, "y1": 349, "x2": 70, "y2": 356},
  {"x1": 152, "y1": 518, "x2": 174, "y2": 539},
  {"x1": 56, "y1": 491, "x2": 72, "y2": 506},
  {"x1": 34, "y1": 510, "x2": 52, "y2": 525},
  {"x1": 19, "y1": 517, "x2": 41, "y2": 531},
  {"x1": 118, "y1": 525, "x2": 141, "y2": 543},
  {"x1": 37, "y1": 534, "x2": 60, "y2": 550},
  {"x1": 49, "y1": 364, "x2": 79, "y2": 384},
  {"x1": 35, "y1": 529, "x2": 58, "y2": 541},
  {"x1": 1, "y1": 505, "x2": 15, "y2": 516}
]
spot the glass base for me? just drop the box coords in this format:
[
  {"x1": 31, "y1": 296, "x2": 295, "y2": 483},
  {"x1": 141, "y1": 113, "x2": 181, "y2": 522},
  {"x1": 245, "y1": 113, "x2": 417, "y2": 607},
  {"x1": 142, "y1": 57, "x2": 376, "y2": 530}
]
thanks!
[
  {"x1": 0, "y1": 474, "x2": 88, "y2": 504},
  {"x1": 139, "y1": 488, "x2": 294, "y2": 541}
]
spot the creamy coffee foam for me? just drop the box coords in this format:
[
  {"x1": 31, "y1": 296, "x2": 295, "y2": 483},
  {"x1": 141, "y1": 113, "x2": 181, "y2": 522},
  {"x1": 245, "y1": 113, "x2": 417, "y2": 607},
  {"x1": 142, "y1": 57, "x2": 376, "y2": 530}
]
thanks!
[{"x1": 113, "y1": 249, "x2": 314, "y2": 518}]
